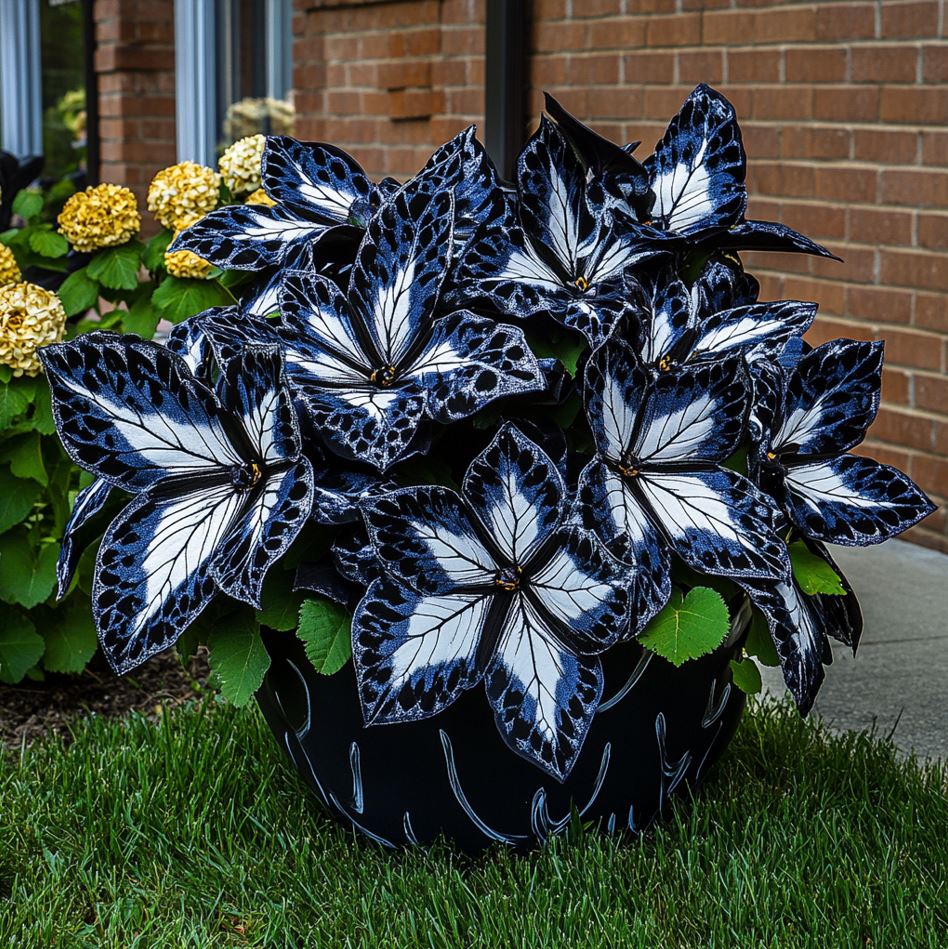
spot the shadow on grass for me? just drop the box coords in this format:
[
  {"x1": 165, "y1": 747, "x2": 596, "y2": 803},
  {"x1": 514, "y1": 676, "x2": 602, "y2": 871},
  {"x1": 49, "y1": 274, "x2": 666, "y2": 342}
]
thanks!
[{"x1": 1, "y1": 697, "x2": 945, "y2": 947}]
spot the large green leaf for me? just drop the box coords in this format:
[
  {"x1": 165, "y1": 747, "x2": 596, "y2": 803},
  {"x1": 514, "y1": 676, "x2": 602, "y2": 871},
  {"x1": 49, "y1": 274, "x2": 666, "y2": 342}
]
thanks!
[
  {"x1": 744, "y1": 610, "x2": 780, "y2": 667},
  {"x1": 30, "y1": 384, "x2": 56, "y2": 435},
  {"x1": 0, "y1": 613, "x2": 44, "y2": 684},
  {"x1": 123, "y1": 295, "x2": 160, "y2": 339},
  {"x1": 28, "y1": 228, "x2": 69, "y2": 259},
  {"x1": 0, "y1": 467, "x2": 41, "y2": 533},
  {"x1": 0, "y1": 432, "x2": 48, "y2": 485},
  {"x1": 297, "y1": 597, "x2": 352, "y2": 675},
  {"x1": 143, "y1": 229, "x2": 174, "y2": 272},
  {"x1": 41, "y1": 601, "x2": 99, "y2": 674},
  {"x1": 208, "y1": 620, "x2": 271, "y2": 706},
  {"x1": 12, "y1": 190, "x2": 43, "y2": 221},
  {"x1": 87, "y1": 241, "x2": 143, "y2": 291},
  {"x1": 56, "y1": 269, "x2": 101, "y2": 317},
  {"x1": 639, "y1": 587, "x2": 731, "y2": 668},
  {"x1": 729, "y1": 657, "x2": 763, "y2": 695},
  {"x1": 0, "y1": 382, "x2": 32, "y2": 427},
  {"x1": 789, "y1": 541, "x2": 846, "y2": 596},
  {"x1": 0, "y1": 533, "x2": 58, "y2": 608},
  {"x1": 152, "y1": 276, "x2": 232, "y2": 323},
  {"x1": 256, "y1": 567, "x2": 305, "y2": 632}
]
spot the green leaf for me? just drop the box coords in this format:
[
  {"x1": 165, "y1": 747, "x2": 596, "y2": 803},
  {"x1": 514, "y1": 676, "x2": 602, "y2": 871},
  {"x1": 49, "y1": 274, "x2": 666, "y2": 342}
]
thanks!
[
  {"x1": 525, "y1": 329, "x2": 587, "y2": 377},
  {"x1": 56, "y1": 268, "x2": 100, "y2": 317},
  {"x1": 86, "y1": 241, "x2": 143, "y2": 291},
  {"x1": 744, "y1": 610, "x2": 780, "y2": 667},
  {"x1": 297, "y1": 597, "x2": 352, "y2": 675},
  {"x1": 122, "y1": 295, "x2": 160, "y2": 339},
  {"x1": 208, "y1": 619, "x2": 270, "y2": 706},
  {"x1": 0, "y1": 432, "x2": 48, "y2": 485},
  {"x1": 639, "y1": 587, "x2": 730, "y2": 668},
  {"x1": 0, "y1": 533, "x2": 58, "y2": 608},
  {"x1": 30, "y1": 384, "x2": 56, "y2": 435},
  {"x1": 789, "y1": 541, "x2": 846, "y2": 596},
  {"x1": 0, "y1": 467, "x2": 41, "y2": 533},
  {"x1": 28, "y1": 228, "x2": 69, "y2": 259},
  {"x1": 0, "y1": 613, "x2": 44, "y2": 684},
  {"x1": 41, "y1": 601, "x2": 99, "y2": 674},
  {"x1": 0, "y1": 382, "x2": 31, "y2": 427},
  {"x1": 256, "y1": 568, "x2": 304, "y2": 632},
  {"x1": 12, "y1": 190, "x2": 43, "y2": 221},
  {"x1": 152, "y1": 276, "x2": 232, "y2": 323},
  {"x1": 729, "y1": 657, "x2": 763, "y2": 695},
  {"x1": 143, "y1": 229, "x2": 174, "y2": 272}
]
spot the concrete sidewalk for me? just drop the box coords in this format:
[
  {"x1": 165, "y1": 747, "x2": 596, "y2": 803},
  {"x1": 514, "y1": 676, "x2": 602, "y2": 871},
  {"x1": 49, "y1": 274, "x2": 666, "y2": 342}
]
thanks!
[{"x1": 761, "y1": 539, "x2": 948, "y2": 761}]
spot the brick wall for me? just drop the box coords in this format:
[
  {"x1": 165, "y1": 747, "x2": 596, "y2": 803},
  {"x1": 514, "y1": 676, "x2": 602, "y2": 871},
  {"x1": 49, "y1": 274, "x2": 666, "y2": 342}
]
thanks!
[
  {"x1": 298, "y1": 0, "x2": 948, "y2": 550},
  {"x1": 94, "y1": 0, "x2": 177, "y2": 216}
]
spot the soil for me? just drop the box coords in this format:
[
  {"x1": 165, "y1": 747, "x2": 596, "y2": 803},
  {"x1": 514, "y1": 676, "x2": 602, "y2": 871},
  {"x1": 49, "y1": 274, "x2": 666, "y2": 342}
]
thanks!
[{"x1": 0, "y1": 650, "x2": 211, "y2": 752}]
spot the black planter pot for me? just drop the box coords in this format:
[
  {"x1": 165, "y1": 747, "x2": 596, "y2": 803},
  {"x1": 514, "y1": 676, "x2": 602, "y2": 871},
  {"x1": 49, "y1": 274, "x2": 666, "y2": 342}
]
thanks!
[{"x1": 256, "y1": 603, "x2": 750, "y2": 853}]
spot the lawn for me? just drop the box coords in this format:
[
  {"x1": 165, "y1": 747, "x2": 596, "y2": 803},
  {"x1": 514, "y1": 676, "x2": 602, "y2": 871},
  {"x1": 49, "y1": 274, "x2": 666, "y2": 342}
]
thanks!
[{"x1": 1, "y1": 698, "x2": 945, "y2": 948}]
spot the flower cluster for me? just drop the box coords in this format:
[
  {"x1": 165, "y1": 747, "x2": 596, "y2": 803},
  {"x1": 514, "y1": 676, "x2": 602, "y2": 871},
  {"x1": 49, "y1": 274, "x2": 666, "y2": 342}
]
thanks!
[
  {"x1": 0, "y1": 242, "x2": 20, "y2": 286},
  {"x1": 219, "y1": 134, "x2": 265, "y2": 195},
  {"x1": 163, "y1": 247, "x2": 212, "y2": 279},
  {"x1": 245, "y1": 188, "x2": 275, "y2": 207},
  {"x1": 147, "y1": 161, "x2": 220, "y2": 232},
  {"x1": 45, "y1": 85, "x2": 934, "y2": 781},
  {"x1": 1, "y1": 281, "x2": 67, "y2": 376},
  {"x1": 57, "y1": 183, "x2": 140, "y2": 253},
  {"x1": 223, "y1": 96, "x2": 294, "y2": 141}
]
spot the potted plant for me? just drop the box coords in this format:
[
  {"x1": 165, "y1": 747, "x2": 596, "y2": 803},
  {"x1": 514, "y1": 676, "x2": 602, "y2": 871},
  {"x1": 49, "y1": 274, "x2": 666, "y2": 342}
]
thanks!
[{"x1": 39, "y1": 85, "x2": 933, "y2": 852}]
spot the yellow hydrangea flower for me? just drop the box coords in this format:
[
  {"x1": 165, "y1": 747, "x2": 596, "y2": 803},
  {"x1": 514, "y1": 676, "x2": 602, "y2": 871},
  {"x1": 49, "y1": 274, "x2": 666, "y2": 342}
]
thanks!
[
  {"x1": 245, "y1": 188, "x2": 275, "y2": 207},
  {"x1": 0, "y1": 282, "x2": 67, "y2": 377},
  {"x1": 147, "y1": 162, "x2": 221, "y2": 232},
  {"x1": 219, "y1": 134, "x2": 265, "y2": 196},
  {"x1": 57, "y1": 183, "x2": 141, "y2": 254},
  {"x1": 0, "y1": 244, "x2": 21, "y2": 286},
  {"x1": 164, "y1": 248, "x2": 212, "y2": 280}
]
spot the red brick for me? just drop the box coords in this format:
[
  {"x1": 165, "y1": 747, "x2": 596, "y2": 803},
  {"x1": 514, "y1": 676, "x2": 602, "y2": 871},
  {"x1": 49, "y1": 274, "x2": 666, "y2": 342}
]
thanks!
[
  {"x1": 849, "y1": 208, "x2": 914, "y2": 248},
  {"x1": 915, "y1": 293, "x2": 948, "y2": 332},
  {"x1": 567, "y1": 54, "x2": 621, "y2": 86},
  {"x1": 782, "y1": 126, "x2": 851, "y2": 160},
  {"x1": 785, "y1": 47, "x2": 848, "y2": 83},
  {"x1": 532, "y1": 20, "x2": 584, "y2": 52},
  {"x1": 852, "y1": 128, "x2": 919, "y2": 165},
  {"x1": 918, "y1": 214, "x2": 948, "y2": 251},
  {"x1": 814, "y1": 166, "x2": 878, "y2": 204},
  {"x1": 880, "y1": 1, "x2": 939, "y2": 39},
  {"x1": 872, "y1": 407, "x2": 936, "y2": 452},
  {"x1": 815, "y1": 3, "x2": 877, "y2": 41},
  {"x1": 624, "y1": 51, "x2": 675, "y2": 85},
  {"x1": 646, "y1": 13, "x2": 701, "y2": 47},
  {"x1": 585, "y1": 18, "x2": 646, "y2": 50},
  {"x1": 782, "y1": 201, "x2": 847, "y2": 240},
  {"x1": 570, "y1": 0, "x2": 623, "y2": 16},
  {"x1": 880, "y1": 170, "x2": 948, "y2": 207},
  {"x1": 922, "y1": 44, "x2": 948, "y2": 82},
  {"x1": 880, "y1": 86, "x2": 948, "y2": 125},
  {"x1": 813, "y1": 86, "x2": 880, "y2": 122},
  {"x1": 922, "y1": 132, "x2": 948, "y2": 165},
  {"x1": 882, "y1": 367, "x2": 912, "y2": 404},
  {"x1": 755, "y1": 6, "x2": 817, "y2": 42},
  {"x1": 783, "y1": 276, "x2": 845, "y2": 314},
  {"x1": 677, "y1": 50, "x2": 724, "y2": 85},
  {"x1": 852, "y1": 45, "x2": 920, "y2": 82},
  {"x1": 881, "y1": 249, "x2": 948, "y2": 292},
  {"x1": 846, "y1": 285, "x2": 913, "y2": 325},
  {"x1": 378, "y1": 60, "x2": 431, "y2": 90},
  {"x1": 727, "y1": 49, "x2": 781, "y2": 83},
  {"x1": 702, "y1": 11, "x2": 748, "y2": 45},
  {"x1": 753, "y1": 86, "x2": 813, "y2": 120},
  {"x1": 915, "y1": 374, "x2": 948, "y2": 414}
]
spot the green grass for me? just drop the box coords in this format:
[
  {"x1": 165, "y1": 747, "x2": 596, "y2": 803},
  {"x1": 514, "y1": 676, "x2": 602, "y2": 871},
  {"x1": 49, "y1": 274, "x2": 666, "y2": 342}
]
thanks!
[{"x1": 1, "y1": 699, "x2": 945, "y2": 948}]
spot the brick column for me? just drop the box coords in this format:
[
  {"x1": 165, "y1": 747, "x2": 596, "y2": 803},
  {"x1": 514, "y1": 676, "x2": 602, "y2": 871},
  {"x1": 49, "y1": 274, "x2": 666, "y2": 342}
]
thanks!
[{"x1": 94, "y1": 0, "x2": 177, "y2": 217}]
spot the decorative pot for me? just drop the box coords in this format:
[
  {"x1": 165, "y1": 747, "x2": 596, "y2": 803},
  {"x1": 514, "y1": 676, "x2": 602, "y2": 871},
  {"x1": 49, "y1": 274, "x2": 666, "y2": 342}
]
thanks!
[{"x1": 255, "y1": 600, "x2": 750, "y2": 853}]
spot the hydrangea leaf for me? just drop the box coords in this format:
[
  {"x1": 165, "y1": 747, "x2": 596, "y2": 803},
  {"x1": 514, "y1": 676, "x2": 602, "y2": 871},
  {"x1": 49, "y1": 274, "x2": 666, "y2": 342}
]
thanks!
[
  {"x1": 87, "y1": 241, "x2": 143, "y2": 291},
  {"x1": 729, "y1": 656, "x2": 763, "y2": 695},
  {"x1": 255, "y1": 566, "x2": 305, "y2": 632},
  {"x1": 12, "y1": 190, "x2": 42, "y2": 220},
  {"x1": 639, "y1": 587, "x2": 730, "y2": 667},
  {"x1": 0, "y1": 533, "x2": 58, "y2": 608},
  {"x1": 56, "y1": 269, "x2": 100, "y2": 317},
  {"x1": 789, "y1": 540, "x2": 846, "y2": 596},
  {"x1": 298, "y1": 596, "x2": 352, "y2": 675},
  {"x1": 209, "y1": 618, "x2": 271, "y2": 706},
  {"x1": 0, "y1": 467, "x2": 41, "y2": 533},
  {"x1": 0, "y1": 613, "x2": 44, "y2": 684},
  {"x1": 0, "y1": 383, "x2": 32, "y2": 428},
  {"x1": 143, "y1": 229, "x2": 174, "y2": 271},
  {"x1": 152, "y1": 276, "x2": 233, "y2": 323},
  {"x1": 41, "y1": 602, "x2": 98, "y2": 674},
  {"x1": 29, "y1": 228, "x2": 69, "y2": 259}
]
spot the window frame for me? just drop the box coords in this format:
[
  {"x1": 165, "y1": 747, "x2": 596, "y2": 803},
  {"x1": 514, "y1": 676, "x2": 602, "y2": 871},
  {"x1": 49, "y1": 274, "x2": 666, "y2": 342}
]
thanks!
[{"x1": 0, "y1": 0, "x2": 43, "y2": 158}]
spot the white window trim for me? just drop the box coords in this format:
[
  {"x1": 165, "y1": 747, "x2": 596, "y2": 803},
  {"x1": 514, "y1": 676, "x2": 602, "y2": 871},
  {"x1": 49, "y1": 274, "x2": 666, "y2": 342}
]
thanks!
[{"x1": 0, "y1": 0, "x2": 42, "y2": 158}]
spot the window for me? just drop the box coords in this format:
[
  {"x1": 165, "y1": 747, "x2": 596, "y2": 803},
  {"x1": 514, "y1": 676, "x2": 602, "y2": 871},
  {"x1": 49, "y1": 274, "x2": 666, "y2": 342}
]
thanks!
[{"x1": 175, "y1": 0, "x2": 293, "y2": 166}]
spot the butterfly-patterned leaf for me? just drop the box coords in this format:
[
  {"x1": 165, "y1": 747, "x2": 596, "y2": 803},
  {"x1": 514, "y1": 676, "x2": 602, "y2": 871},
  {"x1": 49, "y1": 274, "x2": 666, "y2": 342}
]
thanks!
[
  {"x1": 170, "y1": 204, "x2": 329, "y2": 271},
  {"x1": 166, "y1": 318, "x2": 215, "y2": 378},
  {"x1": 808, "y1": 540, "x2": 864, "y2": 650},
  {"x1": 774, "y1": 339, "x2": 884, "y2": 457},
  {"x1": 527, "y1": 526, "x2": 633, "y2": 650},
  {"x1": 332, "y1": 528, "x2": 380, "y2": 590},
  {"x1": 576, "y1": 457, "x2": 672, "y2": 635},
  {"x1": 56, "y1": 478, "x2": 112, "y2": 598},
  {"x1": 740, "y1": 576, "x2": 832, "y2": 715},
  {"x1": 485, "y1": 592, "x2": 604, "y2": 781},
  {"x1": 348, "y1": 185, "x2": 453, "y2": 367},
  {"x1": 353, "y1": 577, "x2": 491, "y2": 724},
  {"x1": 709, "y1": 219, "x2": 837, "y2": 260},
  {"x1": 690, "y1": 300, "x2": 817, "y2": 362},
  {"x1": 636, "y1": 467, "x2": 790, "y2": 581},
  {"x1": 639, "y1": 272, "x2": 693, "y2": 366},
  {"x1": 629, "y1": 356, "x2": 748, "y2": 465},
  {"x1": 262, "y1": 136, "x2": 374, "y2": 223},
  {"x1": 644, "y1": 84, "x2": 747, "y2": 235},
  {"x1": 94, "y1": 479, "x2": 244, "y2": 674},
  {"x1": 363, "y1": 485, "x2": 497, "y2": 596},
  {"x1": 783, "y1": 454, "x2": 935, "y2": 547},
  {"x1": 40, "y1": 334, "x2": 243, "y2": 492},
  {"x1": 462, "y1": 423, "x2": 566, "y2": 566},
  {"x1": 692, "y1": 256, "x2": 760, "y2": 314}
]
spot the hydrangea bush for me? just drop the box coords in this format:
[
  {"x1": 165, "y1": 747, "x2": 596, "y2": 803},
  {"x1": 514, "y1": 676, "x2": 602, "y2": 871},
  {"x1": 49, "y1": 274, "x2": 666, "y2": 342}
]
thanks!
[{"x1": 40, "y1": 86, "x2": 933, "y2": 779}]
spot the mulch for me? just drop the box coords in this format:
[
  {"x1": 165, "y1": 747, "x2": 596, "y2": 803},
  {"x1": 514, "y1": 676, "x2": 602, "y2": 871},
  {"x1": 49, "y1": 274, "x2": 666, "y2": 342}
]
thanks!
[{"x1": 0, "y1": 650, "x2": 211, "y2": 753}]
